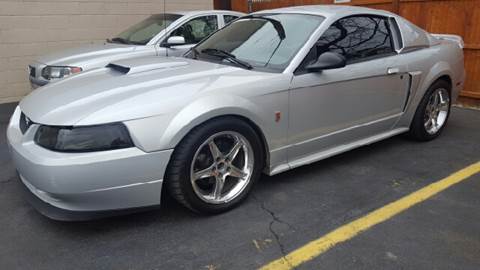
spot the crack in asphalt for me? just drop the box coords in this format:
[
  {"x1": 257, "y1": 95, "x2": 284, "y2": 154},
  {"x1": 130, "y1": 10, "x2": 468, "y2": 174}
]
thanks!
[{"x1": 252, "y1": 195, "x2": 295, "y2": 269}]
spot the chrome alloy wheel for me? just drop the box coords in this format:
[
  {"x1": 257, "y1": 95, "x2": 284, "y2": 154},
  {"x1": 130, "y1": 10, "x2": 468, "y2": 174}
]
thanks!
[
  {"x1": 190, "y1": 131, "x2": 254, "y2": 204},
  {"x1": 424, "y1": 88, "x2": 450, "y2": 135}
]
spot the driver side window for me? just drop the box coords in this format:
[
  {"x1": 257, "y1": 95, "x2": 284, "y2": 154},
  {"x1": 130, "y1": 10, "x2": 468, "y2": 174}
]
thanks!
[
  {"x1": 296, "y1": 15, "x2": 395, "y2": 74},
  {"x1": 170, "y1": 15, "x2": 218, "y2": 44},
  {"x1": 317, "y1": 16, "x2": 394, "y2": 62}
]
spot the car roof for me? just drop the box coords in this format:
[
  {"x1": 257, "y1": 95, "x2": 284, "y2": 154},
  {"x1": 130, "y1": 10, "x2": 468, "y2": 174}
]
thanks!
[
  {"x1": 166, "y1": 10, "x2": 245, "y2": 17},
  {"x1": 253, "y1": 5, "x2": 395, "y2": 18}
]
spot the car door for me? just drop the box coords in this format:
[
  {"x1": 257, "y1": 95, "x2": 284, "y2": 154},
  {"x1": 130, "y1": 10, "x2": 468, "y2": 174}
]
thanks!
[
  {"x1": 164, "y1": 15, "x2": 219, "y2": 57},
  {"x1": 288, "y1": 15, "x2": 410, "y2": 162}
]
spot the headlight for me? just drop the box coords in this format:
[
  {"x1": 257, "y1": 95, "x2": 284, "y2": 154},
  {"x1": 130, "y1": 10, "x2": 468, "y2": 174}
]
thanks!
[
  {"x1": 41, "y1": 66, "x2": 82, "y2": 80},
  {"x1": 34, "y1": 123, "x2": 134, "y2": 152}
]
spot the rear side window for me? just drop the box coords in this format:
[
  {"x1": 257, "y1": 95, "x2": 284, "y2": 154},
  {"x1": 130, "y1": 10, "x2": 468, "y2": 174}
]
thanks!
[
  {"x1": 316, "y1": 15, "x2": 395, "y2": 63},
  {"x1": 224, "y1": 15, "x2": 239, "y2": 25}
]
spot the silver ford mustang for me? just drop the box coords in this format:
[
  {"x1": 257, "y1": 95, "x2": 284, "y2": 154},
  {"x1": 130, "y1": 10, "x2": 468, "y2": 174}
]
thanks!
[{"x1": 8, "y1": 5, "x2": 465, "y2": 220}]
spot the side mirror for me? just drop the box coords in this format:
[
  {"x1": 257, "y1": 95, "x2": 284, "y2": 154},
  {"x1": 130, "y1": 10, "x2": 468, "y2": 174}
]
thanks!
[
  {"x1": 306, "y1": 52, "x2": 346, "y2": 72},
  {"x1": 164, "y1": 36, "x2": 186, "y2": 47}
]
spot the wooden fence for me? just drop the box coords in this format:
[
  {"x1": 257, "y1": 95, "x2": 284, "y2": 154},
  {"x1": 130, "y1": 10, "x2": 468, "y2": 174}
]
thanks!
[{"x1": 220, "y1": 0, "x2": 480, "y2": 101}]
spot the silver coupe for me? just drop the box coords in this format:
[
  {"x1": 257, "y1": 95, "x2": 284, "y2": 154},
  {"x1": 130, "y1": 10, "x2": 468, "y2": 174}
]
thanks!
[{"x1": 8, "y1": 5, "x2": 465, "y2": 220}]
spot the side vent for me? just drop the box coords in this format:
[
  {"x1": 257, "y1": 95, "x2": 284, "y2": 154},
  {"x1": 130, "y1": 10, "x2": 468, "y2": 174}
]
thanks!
[{"x1": 106, "y1": 63, "x2": 130, "y2": 74}]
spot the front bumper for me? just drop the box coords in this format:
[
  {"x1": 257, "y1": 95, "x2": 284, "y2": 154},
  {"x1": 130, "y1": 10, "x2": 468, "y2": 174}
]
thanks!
[
  {"x1": 17, "y1": 176, "x2": 161, "y2": 221},
  {"x1": 7, "y1": 107, "x2": 173, "y2": 220}
]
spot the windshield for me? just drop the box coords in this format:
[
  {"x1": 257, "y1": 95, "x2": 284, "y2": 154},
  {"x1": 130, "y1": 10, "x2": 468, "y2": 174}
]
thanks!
[
  {"x1": 191, "y1": 14, "x2": 324, "y2": 72},
  {"x1": 110, "y1": 14, "x2": 182, "y2": 45}
]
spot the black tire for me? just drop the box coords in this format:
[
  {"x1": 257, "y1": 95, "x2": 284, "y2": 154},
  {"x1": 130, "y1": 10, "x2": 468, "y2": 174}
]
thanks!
[
  {"x1": 408, "y1": 79, "x2": 452, "y2": 141},
  {"x1": 165, "y1": 116, "x2": 264, "y2": 214}
]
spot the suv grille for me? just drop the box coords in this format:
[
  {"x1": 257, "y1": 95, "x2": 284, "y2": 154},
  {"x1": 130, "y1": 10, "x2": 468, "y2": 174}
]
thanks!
[{"x1": 19, "y1": 113, "x2": 34, "y2": 134}]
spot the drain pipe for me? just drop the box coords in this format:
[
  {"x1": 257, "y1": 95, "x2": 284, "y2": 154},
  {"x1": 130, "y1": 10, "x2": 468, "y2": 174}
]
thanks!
[{"x1": 248, "y1": 0, "x2": 253, "y2": 13}]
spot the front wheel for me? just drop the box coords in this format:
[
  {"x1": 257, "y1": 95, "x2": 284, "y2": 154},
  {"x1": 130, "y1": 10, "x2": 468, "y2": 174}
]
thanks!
[
  {"x1": 165, "y1": 117, "x2": 264, "y2": 214},
  {"x1": 408, "y1": 80, "x2": 451, "y2": 141}
]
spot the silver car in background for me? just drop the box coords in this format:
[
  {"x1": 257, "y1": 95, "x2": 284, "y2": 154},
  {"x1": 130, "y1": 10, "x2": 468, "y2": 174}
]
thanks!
[
  {"x1": 28, "y1": 10, "x2": 244, "y2": 88},
  {"x1": 9, "y1": 6, "x2": 465, "y2": 220}
]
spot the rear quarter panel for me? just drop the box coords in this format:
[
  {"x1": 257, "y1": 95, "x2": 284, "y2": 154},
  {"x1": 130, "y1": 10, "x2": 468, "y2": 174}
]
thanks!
[{"x1": 396, "y1": 41, "x2": 464, "y2": 128}]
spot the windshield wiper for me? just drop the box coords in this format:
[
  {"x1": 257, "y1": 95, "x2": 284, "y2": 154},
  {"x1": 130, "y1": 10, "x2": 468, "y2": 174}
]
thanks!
[
  {"x1": 242, "y1": 15, "x2": 286, "y2": 40},
  {"x1": 191, "y1": 47, "x2": 200, "y2": 59},
  {"x1": 108, "y1": 37, "x2": 129, "y2": 44},
  {"x1": 201, "y1": 48, "x2": 253, "y2": 70},
  {"x1": 107, "y1": 37, "x2": 144, "y2": 45}
]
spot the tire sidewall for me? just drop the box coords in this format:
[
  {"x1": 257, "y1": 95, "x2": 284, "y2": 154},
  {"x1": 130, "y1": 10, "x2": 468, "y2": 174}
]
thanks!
[
  {"x1": 169, "y1": 117, "x2": 264, "y2": 214},
  {"x1": 411, "y1": 80, "x2": 452, "y2": 141}
]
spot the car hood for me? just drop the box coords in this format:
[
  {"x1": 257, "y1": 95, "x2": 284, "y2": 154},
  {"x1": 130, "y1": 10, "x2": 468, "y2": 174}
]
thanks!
[
  {"x1": 20, "y1": 56, "x2": 279, "y2": 126},
  {"x1": 36, "y1": 43, "x2": 138, "y2": 66}
]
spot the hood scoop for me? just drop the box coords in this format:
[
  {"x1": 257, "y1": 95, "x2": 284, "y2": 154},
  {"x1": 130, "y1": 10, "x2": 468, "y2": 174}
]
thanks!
[
  {"x1": 106, "y1": 63, "x2": 131, "y2": 74},
  {"x1": 106, "y1": 57, "x2": 189, "y2": 75}
]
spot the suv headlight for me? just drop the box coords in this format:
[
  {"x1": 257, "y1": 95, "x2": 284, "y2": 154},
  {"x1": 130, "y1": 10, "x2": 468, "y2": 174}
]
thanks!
[
  {"x1": 34, "y1": 123, "x2": 134, "y2": 152},
  {"x1": 41, "y1": 66, "x2": 82, "y2": 80}
]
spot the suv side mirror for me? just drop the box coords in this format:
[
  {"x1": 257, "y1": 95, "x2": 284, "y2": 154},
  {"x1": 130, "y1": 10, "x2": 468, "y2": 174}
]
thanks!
[
  {"x1": 306, "y1": 52, "x2": 346, "y2": 72},
  {"x1": 164, "y1": 36, "x2": 186, "y2": 47}
]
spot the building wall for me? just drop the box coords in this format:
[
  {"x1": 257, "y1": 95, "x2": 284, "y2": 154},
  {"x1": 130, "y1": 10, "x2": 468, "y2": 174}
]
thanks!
[{"x1": 0, "y1": 0, "x2": 213, "y2": 104}]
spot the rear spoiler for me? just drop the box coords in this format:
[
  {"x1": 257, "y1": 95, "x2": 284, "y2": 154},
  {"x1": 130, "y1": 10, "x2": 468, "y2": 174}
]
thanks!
[{"x1": 431, "y1": 34, "x2": 464, "y2": 49}]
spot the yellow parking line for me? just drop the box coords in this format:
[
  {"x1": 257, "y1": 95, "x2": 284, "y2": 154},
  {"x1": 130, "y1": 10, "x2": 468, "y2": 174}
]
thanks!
[{"x1": 260, "y1": 161, "x2": 480, "y2": 270}]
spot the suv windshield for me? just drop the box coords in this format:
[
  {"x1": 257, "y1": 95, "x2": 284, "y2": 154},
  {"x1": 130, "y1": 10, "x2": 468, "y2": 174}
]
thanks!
[
  {"x1": 110, "y1": 14, "x2": 182, "y2": 45},
  {"x1": 190, "y1": 14, "x2": 324, "y2": 72}
]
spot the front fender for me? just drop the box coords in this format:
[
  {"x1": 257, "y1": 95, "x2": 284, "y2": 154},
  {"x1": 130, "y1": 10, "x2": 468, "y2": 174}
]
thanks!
[
  {"x1": 161, "y1": 94, "x2": 270, "y2": 150},
  {"x1": 124, "y1": 94, "x2": 271, "y2": 153}
]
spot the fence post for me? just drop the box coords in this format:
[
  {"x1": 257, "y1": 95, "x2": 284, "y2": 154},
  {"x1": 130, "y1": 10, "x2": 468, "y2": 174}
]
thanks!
[{"x1": 393, "y1": 0, "x2": 400, "y2": 14}]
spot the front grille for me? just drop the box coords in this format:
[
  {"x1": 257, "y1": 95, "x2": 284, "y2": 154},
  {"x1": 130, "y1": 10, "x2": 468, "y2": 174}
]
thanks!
[
  {"x1": 19, "y1": 113, "x2": 34, "y2": 134},
  {"x1": 29, "y1": 66, "x2": 36, "y2": 77}
]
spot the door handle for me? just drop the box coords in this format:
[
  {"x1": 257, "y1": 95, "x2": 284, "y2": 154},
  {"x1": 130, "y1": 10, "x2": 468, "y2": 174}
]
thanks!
[{"x1": 387, "y1": 67, "x2": 400, "y2": 75}]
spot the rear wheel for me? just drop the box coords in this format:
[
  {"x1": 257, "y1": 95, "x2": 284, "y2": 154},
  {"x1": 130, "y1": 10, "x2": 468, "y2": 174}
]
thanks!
[
  {"x1": 408, "y1": 80, "x2": 451, "y2": 141},
  {"x1": 165, "y1": 117, "x2": 264, "y2": 214}
]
